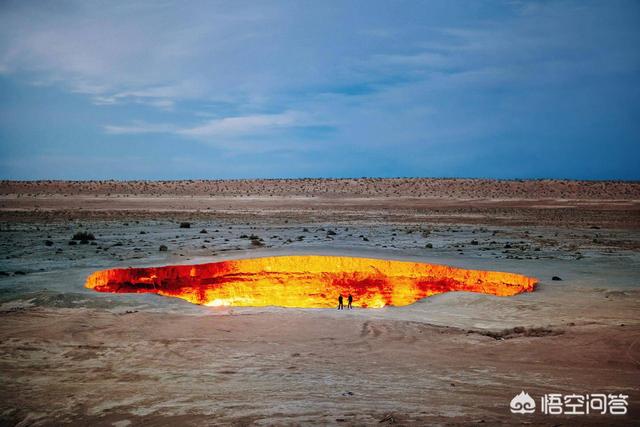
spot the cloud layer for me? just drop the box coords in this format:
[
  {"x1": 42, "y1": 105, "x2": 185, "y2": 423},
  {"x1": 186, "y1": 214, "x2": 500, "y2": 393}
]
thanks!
[{"x1": 1, "y1": 0, "x2": 639, "y2": 179}]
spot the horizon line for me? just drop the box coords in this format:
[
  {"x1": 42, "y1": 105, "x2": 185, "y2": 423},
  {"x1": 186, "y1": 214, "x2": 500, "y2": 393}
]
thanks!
[{"x1": 2, "y1": 177, "x2": 640, "y2": 184}]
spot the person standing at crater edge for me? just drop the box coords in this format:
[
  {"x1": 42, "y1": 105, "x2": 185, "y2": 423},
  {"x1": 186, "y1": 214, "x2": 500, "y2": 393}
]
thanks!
[
  {"x1": 337, "y1": 294, "x2": 344, "y2": 310},
  {"x1": 347, "y1": 294, "x2": 353, "y2": 309}
]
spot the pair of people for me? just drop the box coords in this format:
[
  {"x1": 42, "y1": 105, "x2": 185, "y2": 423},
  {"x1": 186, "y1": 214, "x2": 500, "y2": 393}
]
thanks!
[{"x1": 337, "y1": 293, "x2": 353, "y2": 310}]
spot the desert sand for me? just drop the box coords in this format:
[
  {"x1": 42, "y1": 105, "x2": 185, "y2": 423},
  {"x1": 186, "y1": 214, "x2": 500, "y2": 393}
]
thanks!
[{"x1": 0, "y1": 178, "x2": 639, "y2": 425}]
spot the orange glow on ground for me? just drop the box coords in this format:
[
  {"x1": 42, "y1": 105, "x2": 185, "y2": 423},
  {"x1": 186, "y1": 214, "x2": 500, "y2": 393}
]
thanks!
[{"x1": 85, "y1": 255, "x2": 537, "y2": 308}]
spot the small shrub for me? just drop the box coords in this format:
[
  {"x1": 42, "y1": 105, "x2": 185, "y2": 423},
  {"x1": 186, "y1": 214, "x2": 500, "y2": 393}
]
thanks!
[
  {"x1": 159, "y1": 245, "x2": 168, "y2": 252},
  {"x1": 72, "y1": 231, "x2": 95, "y2": 241},
  {"x1": 179, "y1": 222, "x2": 191, "y2": 229}
]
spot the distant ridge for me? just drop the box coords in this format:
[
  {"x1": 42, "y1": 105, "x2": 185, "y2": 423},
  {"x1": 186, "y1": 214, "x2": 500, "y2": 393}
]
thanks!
[{"x1": 1, "y1": 178, "x2": 639, "y2": 200}]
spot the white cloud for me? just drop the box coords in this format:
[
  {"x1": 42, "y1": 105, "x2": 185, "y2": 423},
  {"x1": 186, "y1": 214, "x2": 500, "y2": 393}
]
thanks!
[
  {"x1": 103, "y1": 121, "x2": 178, "y2": 135},
  {"x1": 0, "y1": 1, "x2": 278, "y2": 109},
  {"x1": 177, "y1": 111, "x2": 300, "y2": 138},
  {"x1": 104, "y1": 111, "x2": 302, "y2": 139}
]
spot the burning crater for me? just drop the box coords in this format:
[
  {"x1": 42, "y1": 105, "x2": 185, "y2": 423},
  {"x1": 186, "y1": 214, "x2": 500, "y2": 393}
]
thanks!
[{"x1": 85, "y1": 255, "x2": 537, "y2": 308}]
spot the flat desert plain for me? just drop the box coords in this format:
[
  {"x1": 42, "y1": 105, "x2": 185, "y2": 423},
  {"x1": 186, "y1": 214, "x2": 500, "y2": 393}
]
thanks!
[{"x1": 0, "y1": 178, "x2": 639, "y2": 426}]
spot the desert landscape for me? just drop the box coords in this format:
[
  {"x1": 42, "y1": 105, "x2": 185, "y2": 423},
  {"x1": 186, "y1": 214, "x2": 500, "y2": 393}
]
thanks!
[
  {"x1": 2, "y1": 1, "x2": 639, "y2": 425},
  {"x1": 0, "y1": 178, "x2": 638, "y2": 425}
]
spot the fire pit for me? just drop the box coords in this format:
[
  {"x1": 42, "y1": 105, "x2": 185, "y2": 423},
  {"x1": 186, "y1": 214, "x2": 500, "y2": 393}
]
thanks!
[{"x1": 85, "y1": 255, "x2": 537, "y2": 308}]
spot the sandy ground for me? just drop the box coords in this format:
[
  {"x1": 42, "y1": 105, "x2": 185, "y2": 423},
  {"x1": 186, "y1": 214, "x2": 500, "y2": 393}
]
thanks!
[{"x1": 0, "y1": 179, "x2": 639, "y2": 425}]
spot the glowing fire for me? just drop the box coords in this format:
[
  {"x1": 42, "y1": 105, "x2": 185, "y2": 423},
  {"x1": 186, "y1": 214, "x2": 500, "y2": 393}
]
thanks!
[{"x1": 85, "y1": 255, "x2": 537, "y2": 308}]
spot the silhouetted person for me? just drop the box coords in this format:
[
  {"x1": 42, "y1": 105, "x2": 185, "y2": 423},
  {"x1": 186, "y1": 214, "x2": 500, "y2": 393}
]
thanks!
[
  {"x1": 338, "y1": 294, "x2": 344, "y2": 310},
  {"x1": 347, "y1": 294, "x2": 353, "y2": 309}
]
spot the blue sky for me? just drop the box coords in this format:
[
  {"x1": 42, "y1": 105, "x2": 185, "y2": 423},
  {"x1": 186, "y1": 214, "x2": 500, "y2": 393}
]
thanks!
[{"x1": 0, "y1": 0, "x2": 639, "y2": 180}]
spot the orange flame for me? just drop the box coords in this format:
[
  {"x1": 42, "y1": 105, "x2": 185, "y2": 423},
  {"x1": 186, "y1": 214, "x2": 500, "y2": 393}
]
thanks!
[{"x1": 85, "y1": 255, "x2": 537, "y2": 308}]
